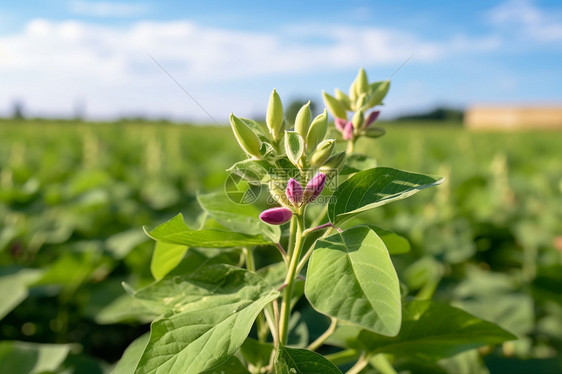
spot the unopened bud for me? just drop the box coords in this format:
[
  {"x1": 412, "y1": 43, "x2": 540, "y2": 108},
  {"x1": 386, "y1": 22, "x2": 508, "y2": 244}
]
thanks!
[
  {"x1": 352, "y1": 110, "x2": 364, "y2": 130},
  {"x1": 364, "y1": 111, "x2": 380, "y2": 129},
  {"x1": 365, "y1": 81, "x2": 390, "y2": 108},
  {"x1": 357, "y1": 68, "x2": 369, "y2": 95},
  {"x1": 306, "y1": 110, "x2": 328, "y2": 152},
  {"x1": 319, "y1": 152, "x2": 346, "y2": 174},
  {"x1": 286, "y1": 178, "x2": 303, "y2": 206},
  {"x1": 334, "y1": 118, "x2": 347, "y2": 132},
  {"x1": 343, "y1": 121, "x2": 354, "y2": 140},
  {"x1": 294, "y1": 101, "x2": 311, "y2": 139},
  {"x1": 259, "y1": 207, "x2": 293, "y2": 225},
  {"x1": 310, "y1": 139, "x2": 335, "y2": 167},
  {"x1": 230, "y1": 113, "x2": 262, "y2": 159},
  {"x1": 322, "y1": 91, "x2": 347, "y2": 119},
  {"x1": 335, "y1": 89, "x2": 352, "y2": 111},
  {"x1": 303, "y1": 173, "x2": 326, "y2": 203},
  {"x1": 266, "y1": 89, "x2": 284, "y2": 141}
]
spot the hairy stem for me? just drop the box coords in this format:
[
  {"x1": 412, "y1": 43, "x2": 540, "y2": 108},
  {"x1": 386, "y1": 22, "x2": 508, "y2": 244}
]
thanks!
[{"x1": 278, "y1": 214, "x2": 304, "y2": 345}]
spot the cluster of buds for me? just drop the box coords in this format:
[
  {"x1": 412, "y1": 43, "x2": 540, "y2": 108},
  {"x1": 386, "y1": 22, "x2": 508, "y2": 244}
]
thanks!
[
  {"x1": 259, "y1": 172, "x2": 325, "y2": 225},
  {"x1": 322, "y1": 68, "x2": 389, "y2": 142}
]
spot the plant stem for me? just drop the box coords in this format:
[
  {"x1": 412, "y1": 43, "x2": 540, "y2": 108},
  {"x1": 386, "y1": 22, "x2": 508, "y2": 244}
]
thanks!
[
  {"x1": 325, "y1": 349, "x2": 359, "y2": 366},
  {"x1": 244, "y1": 247, "x2": 269, "y2": 342},
  {"x1": 346, "y1": 353, "x2": 370, "y2": 374},
  {"x1": 278, "y1": 214, "x2": 304, "y2": 345},
  {"x1": 307, "y1": 317, "x2": 338, "y2": 351},
  {"x1": 303, "y1": 222, "x2": 342, "y2": 236},
  {"x1": 295, "y1": 226, "x2": 334, "y2": 276},
  {"x1": 346, "y1": 139, "x2": 356, "y2": 154}
]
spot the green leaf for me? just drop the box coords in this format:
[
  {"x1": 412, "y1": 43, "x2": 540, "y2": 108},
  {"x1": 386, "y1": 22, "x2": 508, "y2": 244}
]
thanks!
[
  {"x1": 150, "y1": 241, "x2": 189, "y2": 280},
  {"x1": 285, "y1": 131, "x2": 305, "y2": 167},
  {"x1": 134, "y1": 265, "x2": 279, "y2": 374},
  {"x1": 197, "y1": 192, "x2": 280, "y2": 243},
  {"x1": 356, "y1": 300, "x2": 517, "y2": 361},
  {"x1": 275, "y1": 345, "x2": 342, "y2": 374},
  {"x1": 339, "y1": 154, "x2": 377, "y2": 177},
  {"x1": 0, "y1": 269, "x2": 42, "y2": 320},
  {"x1": 0, "y1": 341, "x2": 71, "y2": 374},
  {"x1": 227, "y1": 159, "x2": 272, "y2": 185},
  {"x1": 241, "y1": 338, "x2": 273, "y2": 369},
  {"x1": 113, "y1": 334, "x2": 150, "y2": 374},
  {"x1": 147, "y1": 213, "x2": 271, "y2": 247},
  {"x1": 305, "y1": 227, "x2": 401, "y2": 336},
  {"x1": 328, "y1": 167, "x2": 444, "y2": 224},
  {"x1": 201, "y1": 355, "x2": 250, "y2": 374},
  {"x1": 367, "y1": 225, "x2": 410, "y2": 255}
]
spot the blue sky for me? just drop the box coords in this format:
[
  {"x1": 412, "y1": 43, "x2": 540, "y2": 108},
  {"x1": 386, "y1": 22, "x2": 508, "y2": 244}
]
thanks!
[{"x1": 0, "y1": 0, "x2": 561, "y2": 121}]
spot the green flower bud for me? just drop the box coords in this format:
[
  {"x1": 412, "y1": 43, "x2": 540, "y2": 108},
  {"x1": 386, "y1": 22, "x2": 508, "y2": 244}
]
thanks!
[
  {"x1": 319, "y1": 151, "x2": 346, "y2": 174},
  {"x1": 294, "y1": 101, "x2": 311, "y2": 139},
  {"x1": 365, "y1": 80, "x2": 390, "y2": 109},
  {"x1": 322, "y1": 91, "x2": 347, "y2": 119},
  {"x1": 284, "y1": 131, "x2": 305, "y2": 167},
  {"x1": 229, "y1": 113, "x2": 262, "y2": 159},
  {"x1": 357, "y1": 68, "x2": 369, "y2": 95},
  {"x1": 349, "y1": 77, "x2": 358, "y2": 103},
  {"x1": 266, "y1": 89, "x2": 284, "y2": 141},
  {"x1": 306, "y1": 109, "x2": 328, "y2": 152},
  {"x1": 352, "y1": 110, "x2": 365, "y2": 130},
  {"x1": 310, "y1": 139, "x2": 335, "y2": 167},
  {"x1": 335, "y1": 89, "x2": 352, "y2": 111}
]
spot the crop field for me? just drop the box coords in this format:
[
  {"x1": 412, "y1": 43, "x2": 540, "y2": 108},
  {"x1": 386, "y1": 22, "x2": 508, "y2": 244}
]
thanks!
[{"x1": 0, "y1": 119, "x2": 561, "y2": 373}]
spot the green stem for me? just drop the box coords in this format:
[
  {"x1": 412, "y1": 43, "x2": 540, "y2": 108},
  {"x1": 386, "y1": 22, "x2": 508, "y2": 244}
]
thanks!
[
  {"x1": 278, "y1": 214, "x2": 304, "y2": 345},
  {"x1": 325, "y1": 349, "x2": 359, "y2": 366},
  {"x1": 307, "y1": 317, "x2": 338, "y2": 351},
  {"x1": 346, "y1": 139, "x2": 356, "y2": 154},
  {"x1": 244, "y1": 248, "x2": 268, "y2": 342},
  {"x1": 346, "y1": 353, "x2": 370, "y2": 374}
]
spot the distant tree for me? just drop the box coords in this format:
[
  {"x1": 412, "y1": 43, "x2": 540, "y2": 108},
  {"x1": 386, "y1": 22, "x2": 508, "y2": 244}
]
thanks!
[
  {"x1": 12, "y1": 100, "x2": 25, "y2": 120},
  {"x1": 395, "y1": 107, "x2": 464, "y2": 123}
]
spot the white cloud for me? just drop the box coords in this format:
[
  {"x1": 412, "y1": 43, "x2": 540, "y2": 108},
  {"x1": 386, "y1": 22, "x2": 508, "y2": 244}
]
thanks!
[
  {"x1": 0, "y1": 18, "x2": 501, "y2": 120},
  {"x1": 487, "y1": 0, "x2": 562, "y2": 43},
  {"x1": 70, "y1": 1, "x2": 149, "y2": 18}
]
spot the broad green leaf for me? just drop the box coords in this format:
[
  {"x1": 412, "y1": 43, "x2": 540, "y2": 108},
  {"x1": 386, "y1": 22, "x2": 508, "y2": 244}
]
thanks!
[
  {"x1": 241, "y1": 338, "x2": 273, "y2": 370},
  {"x1": 201, "y1": 355, "x2": 249, "y2": 374},
  {"x1": 147, "y1": 213, "x2": 271, "y2": 247},
  {"x1": 339, "y1": 154, "x2": 378, "y2": 177},
  {"x1": 134, "y1": 265, "x2": 279, "y2": 374},
  {"x1": 150, "y1": 241, "x2": 189, "y2": 280},
  {"x1": 113, "y1": 334, "x2": 150, "y2": 374},
  {"x1": 367, "y1": 225, "x2": 410, "y2": 255},
  {"x1": 0, "y1": 341, "x2": 71, "y2": 374},
  {"x1": 275, "y1": 346, "x2": 342, "y2": 374},
  {"x1": 328, "y1": 167, "x2": 444, "y2": 223},
  {"x1": 96, "y1": 294, "x2": 154, "y2": 324},
  {"x1": 305, "y1": 227, "x2": 401, "y2": 336},
  {"x1": 0, "y1": 269, "x2": 42, "y2": 320},
  {"x1": 197, "y1": 191, "x2": 280, "y2": 243},
  {"x1": 285, "y1": 131, "x2": 304, "y2": 166},
  {"x1": 356, "y1": 300, "x2": 517, "y2": 360}
]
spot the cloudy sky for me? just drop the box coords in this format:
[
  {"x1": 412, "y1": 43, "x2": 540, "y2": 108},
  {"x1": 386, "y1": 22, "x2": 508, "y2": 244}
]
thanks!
[{"x1": 0, "y1": 0, "x2": 561, "y2": 121}]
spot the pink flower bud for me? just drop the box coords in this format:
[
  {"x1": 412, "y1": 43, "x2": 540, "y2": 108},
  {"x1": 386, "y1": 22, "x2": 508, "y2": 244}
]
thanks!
[
  {"x1": 259, "y1": 207, "x2": 293, "y2": 225},
  {"x1": 334, "y1": 117, "x2": 347, "y2": 132},
  {"x1": 286, "y1": 178, "x2": 303, "y2": 205},
  {"x1": 304, "y1": 173, "x2": 326, "y2": 203},
  {"x1": 364, "y1": 111, "x2": 380, "y2": 129},
  {"x1": 343, "y1": 121, "x2": 354, "y2": 140}
]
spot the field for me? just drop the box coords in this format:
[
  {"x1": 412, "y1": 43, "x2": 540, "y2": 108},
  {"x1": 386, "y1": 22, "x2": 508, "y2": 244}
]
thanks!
[{"x1": 1, "y1": 119, "x2": 561, "y2": 373}]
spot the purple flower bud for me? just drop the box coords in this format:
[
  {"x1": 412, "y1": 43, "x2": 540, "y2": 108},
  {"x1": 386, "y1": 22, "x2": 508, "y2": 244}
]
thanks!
[
  {"x1": 335, "y1": 117, "x2": 347, "y2": 132},
  {"x1": 286, "y1": 178, "x2": 303, "y2": 205},
  {"x1": 259, "y1": 207, "x2": 293, "y2": 225},
  {"x1": 343, "y1": 121, "x2": 354, "y2": 140},
  {"x1": 364, "y1": 111, "x2": 380, "y2": 129},
  {"x1": 304, "y1": 173, "x2": 326, "y2": 203}
]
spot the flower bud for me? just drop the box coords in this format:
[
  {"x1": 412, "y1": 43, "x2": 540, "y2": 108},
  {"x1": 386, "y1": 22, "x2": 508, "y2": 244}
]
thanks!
[
  {"x1": 322, "y1": 91, "x2": 347, "y2": 119},
  {"x1": 335, "y1": 89, "x2": 352, "y2": 111},
  {"x1": 364, "y1": 110, "x2": 380, "y2": 129},
  {"x1": 266, "y1": 89, "x2": 284, "y2": 141},
  {"x1": 352, "y1": 110, "x2": 365, "y2": 130},
  {"x1": 357, "y1": 68, "x2": 369, "y2": 95},
  {"x1": 365, "y1": 80, "x2": 390, "y2": 108},
  {"x1": 306, "y1": 109, "x2": 328, "y2": 152},
  {"x1": 230, "y1": 113, "x2": 262, "y2": 159},
  {"x1": 343, "y1": 121, "x2": 354, "y2": 140},
  {"x1": 286, "y1": 178, "x2": 303, "y2": 206},
  {"x1": 334, "y1": 118, "x2": 347, "y2": 132},
  {"x1": 319, "y1": 151, "x2": 346, "y2": 174},
  {"x1": 303, "y1": 173, "x2": 326, "y2": 203},
  {"x1": 259, "y1": 207, "x2": 293, "y2": 225},
  {"x1": 294, "y1": 101, "x2": 311, "y2": 139},
  {"x1": 310, "y1": 139, "x2": 335, "y2": 167}
]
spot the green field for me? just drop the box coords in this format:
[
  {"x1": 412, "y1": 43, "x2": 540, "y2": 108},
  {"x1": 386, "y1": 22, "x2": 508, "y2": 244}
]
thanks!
[{"x1": 1, "y1": 119, "x2": 561, "y2": 373}]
